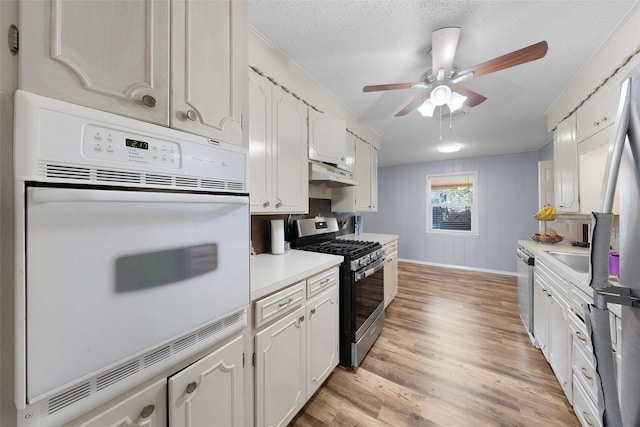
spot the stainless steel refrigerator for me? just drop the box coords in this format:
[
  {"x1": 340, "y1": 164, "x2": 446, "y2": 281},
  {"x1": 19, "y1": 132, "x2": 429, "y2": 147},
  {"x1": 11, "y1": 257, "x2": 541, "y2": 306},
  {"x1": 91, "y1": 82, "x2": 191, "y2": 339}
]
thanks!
[{"x1": 587, "y1": 64, "x2": 640, "y2": 427}]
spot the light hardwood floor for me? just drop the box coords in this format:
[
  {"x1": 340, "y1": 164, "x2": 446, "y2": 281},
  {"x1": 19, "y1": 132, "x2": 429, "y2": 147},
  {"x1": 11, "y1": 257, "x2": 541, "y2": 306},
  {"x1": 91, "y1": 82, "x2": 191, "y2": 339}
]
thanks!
[{"x1": 290, "y1": 261, "x2": 579, "y2": 426}]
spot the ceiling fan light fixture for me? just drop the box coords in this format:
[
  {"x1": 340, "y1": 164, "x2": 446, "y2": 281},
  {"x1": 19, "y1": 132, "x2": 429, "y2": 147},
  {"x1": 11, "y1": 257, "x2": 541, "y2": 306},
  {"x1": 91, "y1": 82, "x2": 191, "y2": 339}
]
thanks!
[
  {"x1": 430, "y1": 84, "x2": 451, "y2": 107},
  {"x1": 417, "y1": 98, "x2": 436, "y2": 117},
  {"x1": 438, "y1": 144, "x2": 461, "y2": 153},
  {"x1": 447, "y1": 91, "x2": 467, "y2": 112}
]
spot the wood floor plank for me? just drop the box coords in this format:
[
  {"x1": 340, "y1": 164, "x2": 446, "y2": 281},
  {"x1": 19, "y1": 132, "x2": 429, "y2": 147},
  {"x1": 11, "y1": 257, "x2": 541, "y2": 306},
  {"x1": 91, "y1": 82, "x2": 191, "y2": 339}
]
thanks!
[{"x1": 290, "y1": 262, "x2": 579, "y2": 426}]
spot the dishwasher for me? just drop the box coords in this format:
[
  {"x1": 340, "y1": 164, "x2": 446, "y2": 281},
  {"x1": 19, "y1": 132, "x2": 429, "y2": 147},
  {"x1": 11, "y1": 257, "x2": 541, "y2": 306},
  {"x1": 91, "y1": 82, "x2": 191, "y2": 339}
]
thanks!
[{"x1": 516, "y1": 246, "x2": 536, "y2": 346}]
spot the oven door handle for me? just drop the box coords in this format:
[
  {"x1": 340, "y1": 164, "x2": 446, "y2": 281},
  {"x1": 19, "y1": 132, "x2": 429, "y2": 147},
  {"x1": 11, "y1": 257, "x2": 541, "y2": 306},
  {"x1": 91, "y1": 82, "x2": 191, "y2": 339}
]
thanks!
[
  {"x1": 354, "y1": 257, "x2": 386, "y2": 281},
  {"x1": 29, "y1": 187, "x2": 248, "y2": 205}
]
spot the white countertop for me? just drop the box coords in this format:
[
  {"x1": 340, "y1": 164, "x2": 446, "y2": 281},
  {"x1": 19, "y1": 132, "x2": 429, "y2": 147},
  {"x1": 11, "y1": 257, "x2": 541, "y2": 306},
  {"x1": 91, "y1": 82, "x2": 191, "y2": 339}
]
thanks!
[
  {"x1": 250, "y1": 249, "x2": 343, "y2": 301},
  {"x1": 518, "y1": 239, "x2": 621, "y2": 317},
  {"x1": 339, "y1": 233, "x2": 399, "y2": 246}
]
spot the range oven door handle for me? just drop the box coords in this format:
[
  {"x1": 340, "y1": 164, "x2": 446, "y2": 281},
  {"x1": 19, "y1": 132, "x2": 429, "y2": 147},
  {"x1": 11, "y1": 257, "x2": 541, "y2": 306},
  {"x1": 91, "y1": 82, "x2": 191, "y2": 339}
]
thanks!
[
  {"x1": 29, "y1": 187, "x2": 248, "y2": 205},
  {"x1": 354, "y1": 257, "x2": 386, "y2": 281}
]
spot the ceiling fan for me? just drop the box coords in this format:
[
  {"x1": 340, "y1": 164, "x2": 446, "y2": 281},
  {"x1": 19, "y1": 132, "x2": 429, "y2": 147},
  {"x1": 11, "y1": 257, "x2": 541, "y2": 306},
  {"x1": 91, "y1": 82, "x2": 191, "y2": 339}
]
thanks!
[{"x1": 363, "y1": 27, "x2": 548, "y2": 117}]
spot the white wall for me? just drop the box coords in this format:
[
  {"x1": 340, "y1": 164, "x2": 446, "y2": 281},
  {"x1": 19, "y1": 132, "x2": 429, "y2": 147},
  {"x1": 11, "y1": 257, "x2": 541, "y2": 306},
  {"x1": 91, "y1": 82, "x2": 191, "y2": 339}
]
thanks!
[{"x1": 362, "y1": 151, "x2": 540, "y2": 273}]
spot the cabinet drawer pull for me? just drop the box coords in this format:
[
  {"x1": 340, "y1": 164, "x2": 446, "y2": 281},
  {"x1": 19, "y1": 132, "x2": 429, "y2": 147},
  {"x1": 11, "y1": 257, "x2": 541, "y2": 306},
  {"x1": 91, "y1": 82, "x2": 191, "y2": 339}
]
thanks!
[
  {"x1": 141, "y1": 95, "x2": 157, "y2": 108},
  {"x1": 140, "y1": 404, "x2": 155, "y2": 418},
  {"x1": 581, "y1": 367, "x2": 593, "y2": 381},
  {"x1": 583, "y1": 411, "x2": 595, "y2": 427},
  {"x1": 278, "y1": 298, "x2": 293, "y2": 309},
  {"x1": 576, "y1": 331, "x2": 588, "y2": 343},
  {"x1": 186, "y1": 381, "x2": 197, "y2": 394}
]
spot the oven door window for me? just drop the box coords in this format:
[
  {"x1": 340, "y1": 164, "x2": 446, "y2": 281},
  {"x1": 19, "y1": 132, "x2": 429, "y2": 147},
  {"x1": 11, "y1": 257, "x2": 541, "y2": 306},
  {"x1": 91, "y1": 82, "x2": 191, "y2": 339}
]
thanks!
[
  {"x1": 23, "y1": 186, "x2": 249, "y2": 402},
  {"x1": 353, "y1": 261, "x2": 385, "y2": 340}
]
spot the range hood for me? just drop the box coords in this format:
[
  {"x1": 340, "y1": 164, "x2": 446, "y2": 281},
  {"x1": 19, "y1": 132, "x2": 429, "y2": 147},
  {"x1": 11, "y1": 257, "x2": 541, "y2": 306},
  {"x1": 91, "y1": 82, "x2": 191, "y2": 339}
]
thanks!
[{"x1": 309, "y1": 161, "x2": 357, "y2": 187}]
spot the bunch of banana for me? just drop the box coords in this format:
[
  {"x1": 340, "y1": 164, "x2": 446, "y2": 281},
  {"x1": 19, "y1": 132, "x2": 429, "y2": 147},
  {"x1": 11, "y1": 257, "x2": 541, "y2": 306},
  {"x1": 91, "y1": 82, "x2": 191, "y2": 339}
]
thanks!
[{"x1": 533, "y1": 204, "x2": 557, "y2": 221}]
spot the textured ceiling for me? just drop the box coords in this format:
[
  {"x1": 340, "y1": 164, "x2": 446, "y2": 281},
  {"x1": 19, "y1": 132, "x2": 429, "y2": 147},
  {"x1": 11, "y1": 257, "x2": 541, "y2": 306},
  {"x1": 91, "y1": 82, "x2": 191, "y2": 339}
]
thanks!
[{"x1": 248, "y1": 1, "x2": 637, "y2": 166}]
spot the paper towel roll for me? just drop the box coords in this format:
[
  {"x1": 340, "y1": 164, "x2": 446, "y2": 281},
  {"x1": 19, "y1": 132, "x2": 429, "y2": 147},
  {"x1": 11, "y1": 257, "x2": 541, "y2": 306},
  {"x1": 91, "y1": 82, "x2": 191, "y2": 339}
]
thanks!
[{"x1": 271, "y1": 219, "x2": 285, "y2": 255}]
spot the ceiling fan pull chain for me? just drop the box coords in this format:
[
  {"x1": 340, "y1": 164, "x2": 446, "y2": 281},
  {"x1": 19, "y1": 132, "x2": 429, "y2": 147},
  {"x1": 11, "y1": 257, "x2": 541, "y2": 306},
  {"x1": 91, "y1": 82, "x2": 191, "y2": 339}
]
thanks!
[{"x1": 439, "y1": 106, "x2": 443, "y2": 141}]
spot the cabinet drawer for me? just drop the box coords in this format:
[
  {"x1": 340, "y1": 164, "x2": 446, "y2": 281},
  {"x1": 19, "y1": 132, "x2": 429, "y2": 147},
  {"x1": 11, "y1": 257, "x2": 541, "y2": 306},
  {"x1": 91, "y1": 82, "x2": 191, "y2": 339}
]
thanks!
[
  {"x1": 573, "y1": 374, "x2": 602, "y2": 427},
  {"x1": 571, "y1": 286, "x2": 591, "y2": 322},
  {"x1": 383, "y1": 241, "x2": 398, "y2": 257},
  {"x1": 573, "y1": 340, "x2": 598, "y2": 404},
  {"x1": 536, "y1": 261, "x2": 570, "y2": 298},
  {"x1": 255, "y1": 281, "x2": 306, "y2": 328},
  {"x1": 307, "y1": 268, "x2": 339, "y2": 299},
  {"x1": 569, "y1": 313, "x2": 592, "y2": 356}
]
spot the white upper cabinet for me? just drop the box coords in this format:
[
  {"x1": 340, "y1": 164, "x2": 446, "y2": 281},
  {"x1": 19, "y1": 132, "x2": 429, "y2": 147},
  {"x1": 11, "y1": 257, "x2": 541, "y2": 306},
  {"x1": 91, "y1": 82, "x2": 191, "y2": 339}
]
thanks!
[
  {"x1": 19, "y1": 0, "x2": 246, "y2": 146},
  {"x1": 20, "y1": 0, "x2": 171, "y2": 125},
  {"x1": 249, "y1": 69, "x2": 308, "y2": 214},
  {"x1": 554, "y1": 115, "x2": 579, "y2": 213},
  {"x1": 331, "y1": 134, "x2": 378, "y2": 213},
  {"x1": 578, "y1": 128, "x2": 620, "y2": 215},
  {"x1": 170, "y1": 0, "x2": 246, "y2": 145},
  {"x1": 308, "y1": 110, "x2": 347, "y2": 169},
  {"x1": 355, "y1": 137, "x2": 378, "y2": 212}
]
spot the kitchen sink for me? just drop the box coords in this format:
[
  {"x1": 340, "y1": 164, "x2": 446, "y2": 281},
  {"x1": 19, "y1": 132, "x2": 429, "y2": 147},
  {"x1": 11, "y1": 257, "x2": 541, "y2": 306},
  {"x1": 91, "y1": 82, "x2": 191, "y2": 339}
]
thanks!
[{"x1": 546, "y1": 251, "x2": 590, "y2": 273}]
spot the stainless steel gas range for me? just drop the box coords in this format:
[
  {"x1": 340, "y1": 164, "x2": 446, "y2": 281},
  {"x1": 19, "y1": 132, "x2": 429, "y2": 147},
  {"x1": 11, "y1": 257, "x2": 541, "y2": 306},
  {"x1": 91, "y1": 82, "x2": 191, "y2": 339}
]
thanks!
[{"x1": 294, "y1": 217, "x2": 385, "y2": 367}]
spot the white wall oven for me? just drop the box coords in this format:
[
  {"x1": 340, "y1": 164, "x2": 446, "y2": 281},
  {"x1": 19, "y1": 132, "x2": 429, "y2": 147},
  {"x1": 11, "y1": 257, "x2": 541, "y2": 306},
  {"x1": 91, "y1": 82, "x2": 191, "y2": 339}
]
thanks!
[{"x1": 13, "y1": 91, "x2": 250, "y2": 426}]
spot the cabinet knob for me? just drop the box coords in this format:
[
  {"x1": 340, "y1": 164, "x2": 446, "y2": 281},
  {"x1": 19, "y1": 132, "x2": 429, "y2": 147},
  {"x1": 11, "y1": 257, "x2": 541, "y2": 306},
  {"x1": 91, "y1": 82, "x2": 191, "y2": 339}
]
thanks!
[
  {"x1": 602, "y1": 116, "x2": 608, "y2": 123},
  {"x1": 275, "y1": 202, "x2": 283, "y2": 209},
  {"x1": 186, "y1": 110, "x2": 197, "y2": 121},
  {"x1": 299, "y1": 315, "x2": 305, "y2": 323},
  {"x1": 141, "y1": 95, "x2": 157, "y2": 108},
  {"x1": 262, "y1": 201, "x2": 270, "y2": 208},
  {"x1": 140, "y1": 404, "x2": 155, "y2": 418},
  {"x1": 310, "y1": 308, "x2": 316, "y2": 316},
  {"x1": 593, "y1": 120, "x2": 600, "y2": 127},
  {"x1": 186, "y1": 381, "x2": 197, "y2": 394}
]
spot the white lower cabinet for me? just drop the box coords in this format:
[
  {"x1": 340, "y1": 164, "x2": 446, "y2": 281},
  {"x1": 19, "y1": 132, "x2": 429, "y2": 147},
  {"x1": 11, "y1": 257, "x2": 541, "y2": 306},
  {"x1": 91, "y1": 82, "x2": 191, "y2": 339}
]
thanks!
[
  {"x1": 255, "y1": 306, "x2": 307, "y2": 427},
  {"x1": 383, "y1": 239, "x2": 398, "y2": 308},
  {"x1": 168, "y1": 335, "x2": 244, "y2": 427},
  {"x1": 253, "y1": 267, "x2": 339, "y2": 427},
  {"x1": 65, "y1": 334, "x2": 244, "y2": 427},
  {"x1": 534, "y1": 261, "x2": 572, "y2": 402},
  {"x1": 67, "y1": 379, "x2": 167, "y2": 427}
]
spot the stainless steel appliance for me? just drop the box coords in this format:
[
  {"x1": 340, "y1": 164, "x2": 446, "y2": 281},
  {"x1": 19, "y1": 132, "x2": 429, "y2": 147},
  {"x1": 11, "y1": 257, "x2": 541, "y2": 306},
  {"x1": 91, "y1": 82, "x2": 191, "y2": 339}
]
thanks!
[
  {"x1": 586, "y1": 65, "x2": 640, "y2": 426},
  {"x1": 13, "y1": 91, "x2": 250, "y2": 427},
  {"x1": 516, "y1": 246, "x2": 536, "y2": 346},
  {"x1": 294, "y1": 217, "x2": 385, "y2": 367}
]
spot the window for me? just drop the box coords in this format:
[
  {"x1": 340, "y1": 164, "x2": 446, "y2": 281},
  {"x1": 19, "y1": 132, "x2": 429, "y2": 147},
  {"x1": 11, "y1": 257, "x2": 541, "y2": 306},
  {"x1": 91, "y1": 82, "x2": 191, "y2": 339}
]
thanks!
[{"x1": 426, "y1": 172, "x2": 478, "y2": 236}]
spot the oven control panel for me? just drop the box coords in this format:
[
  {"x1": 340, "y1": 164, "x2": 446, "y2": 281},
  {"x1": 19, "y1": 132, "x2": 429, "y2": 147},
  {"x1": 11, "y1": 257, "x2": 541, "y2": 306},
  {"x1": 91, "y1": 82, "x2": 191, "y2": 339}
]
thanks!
[{"x1": 82, "y1": 125, "x2": 181, "y2": 169}]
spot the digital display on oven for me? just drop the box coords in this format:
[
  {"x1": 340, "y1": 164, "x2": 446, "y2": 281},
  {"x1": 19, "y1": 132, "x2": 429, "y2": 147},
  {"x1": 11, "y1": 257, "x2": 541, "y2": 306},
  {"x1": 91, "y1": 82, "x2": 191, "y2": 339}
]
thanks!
[
  {"x1": 126, "y1": 138, "x2": 149, "y2": 150},
  {"x1": 315, "y1": 221, "x2": 328, "y2": 230}
]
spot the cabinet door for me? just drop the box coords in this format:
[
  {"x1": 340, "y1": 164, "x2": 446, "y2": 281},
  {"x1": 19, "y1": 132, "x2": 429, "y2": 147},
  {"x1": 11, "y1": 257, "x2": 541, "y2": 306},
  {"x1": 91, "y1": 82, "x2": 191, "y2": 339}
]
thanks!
[
  {"x1": 549, "y1": 289, "x2": 572, "y2": 402},
  {"x1": 554, "y1": 115, "x2": 579, "y2": 212},
  {"x1": 255, "y1": 306, "x2": 306, "y2": 427},
  {"x1": 578, "y1": 130, "x2": 620, "y2": 214},
  {"x1": 533, "y1": 278, "x2": 548, "y2": 357},
  {"x1": 342, "y1": 131, "x2": 357, "y2": 173},
  {"x1": 66, "y1": 379, "x2": 167, "y2": 427},
  {"x1": 272, "y1": 86, "x2": 308, "y2": 213},
  {"x1": 171, "y1": 0, "x2": 246, "y2": 145},
  {"x1": 306, "y1": 285, "x2": 339, "y2": 399},
  {"x1": 169, "y1": 335, "x2": 244, "y2": 427},
  {"x1": 20, "y1": 0, "x2": 170, "y2": 125},
  {"x1": 249, "y1": 70, "x2": 273, "y2": 213},
  {"x1": 370, "y1": 145, "x2": 379, "y2": 211},
  {"x1": 308, "y1": 110, "x2": 347, "y2": 167},
  {"x1": 355, "y1": 137, "x2": 372, "y2": 211},
  {"x1": 383, "y1": 241, "x2": 398, "y2": 307}
]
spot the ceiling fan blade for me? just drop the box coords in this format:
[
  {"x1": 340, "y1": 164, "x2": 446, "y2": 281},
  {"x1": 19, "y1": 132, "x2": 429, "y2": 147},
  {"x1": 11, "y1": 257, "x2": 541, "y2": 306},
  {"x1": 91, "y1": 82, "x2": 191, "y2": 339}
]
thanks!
[
  {"x1": 457, "y1": 41, "x2": 548, "y2": 79},
  {"x1": 363, "y1": 82, "x2": 421, "y2": 92},
  {"x1": 432, "y1": 27, "x2": 460, "y2": 77},
  {"x1": 453, "y1": 84, "x2": 487, "y2": 107},
  {"x1": 395, "y1": 92, "x2": 429, "y2": 117}
]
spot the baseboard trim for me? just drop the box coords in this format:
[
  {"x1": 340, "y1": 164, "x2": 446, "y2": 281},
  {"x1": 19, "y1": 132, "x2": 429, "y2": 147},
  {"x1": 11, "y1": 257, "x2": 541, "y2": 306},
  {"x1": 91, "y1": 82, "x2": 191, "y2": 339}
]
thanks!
[{"x1": 398, "y1": 258, "x2": 517, "y2": 277}]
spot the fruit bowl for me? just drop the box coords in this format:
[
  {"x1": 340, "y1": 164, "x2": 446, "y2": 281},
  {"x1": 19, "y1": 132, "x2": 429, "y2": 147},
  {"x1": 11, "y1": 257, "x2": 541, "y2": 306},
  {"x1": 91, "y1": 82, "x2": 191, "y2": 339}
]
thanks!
[{"x1": 529, "y1": 233, "x2": 564, "y2": 244}]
